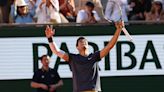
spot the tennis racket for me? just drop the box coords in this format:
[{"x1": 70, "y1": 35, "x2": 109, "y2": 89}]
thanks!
[{"x1": 104, "y1": 0, "x2": 133, "y2": 41}]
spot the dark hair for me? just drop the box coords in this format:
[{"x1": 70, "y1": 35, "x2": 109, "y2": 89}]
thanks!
[
  {"x1": 17, "y1": 6, "x2": 22, "y2": 16},
  {"x1": 76, "y1": 36, "x2": 86, "y2": 47},
  {"x1": 85, "y1": 1, "x2": 94, "y2": 8},
  {"x1": 40, "y1": 55, "x2": 49, "y2": 61}
]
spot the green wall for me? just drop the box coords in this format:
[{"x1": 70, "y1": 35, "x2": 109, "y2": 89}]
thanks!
[
  {"x1": 0, "y1": 76, "x2": 163, "y2": 92},
  {"x1": 0, "y1": 23, "x2": 164, "y2": 37},
  {"x1": 0, "y1": 23, "x2": 164, "y2": 92}
]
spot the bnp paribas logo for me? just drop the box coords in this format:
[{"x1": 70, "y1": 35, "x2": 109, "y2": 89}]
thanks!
[{"x1": 31, "y1": 40, "x2": 163, "y2": 77}]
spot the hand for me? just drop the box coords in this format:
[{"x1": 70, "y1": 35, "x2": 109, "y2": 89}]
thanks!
[
  {"x1": 45, "y1": 25, "x2": 55, "y2": 38},
  {"x1": 49, "y1": 85, "x2": 56, "y2": 92},
  {"x1": 115, "y1": 21, "x2": 124, "y2": 30},
  {"x1": 39, "y1": 84, "x2": 48, "y2": 90}
]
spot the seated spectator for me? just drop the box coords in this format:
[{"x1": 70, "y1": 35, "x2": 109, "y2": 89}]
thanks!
[
  {"x1": 74, "y1": 0, "x2": 104, "y2": 21},
  {"x1": 128, "y1": 0, "x2": 145, "y2": 20},
  {"x1": 142, "y1": 0, "x2": 152, "y2": 13},
  {"x1": 35, "y1": 0, "x2": 61, "y2": 23},
  {"x1": 145, "y1": 0, "x2": 164, "y2": 21},
  {"x1": 10, "y1": 0, "x2": 36, "y2": 23},
  {"x1": 59, "y1": 0, "x2": 76, "y2": 22},
  {"x1": 76, "y1": 1, "x2": 101, "y2": 23},
  {"x1": 105, "y1": 0, "x2": 129, "y2": 22}
]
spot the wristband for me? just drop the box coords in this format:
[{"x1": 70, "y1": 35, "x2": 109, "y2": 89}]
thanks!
[{"x1": 48, "y1": 37, "x2": 53, "y2": 43}]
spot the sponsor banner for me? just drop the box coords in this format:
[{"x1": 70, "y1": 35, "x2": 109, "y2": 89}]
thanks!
[{"x1": 0, "y1": 35, "x2": 164, "y2": 80}]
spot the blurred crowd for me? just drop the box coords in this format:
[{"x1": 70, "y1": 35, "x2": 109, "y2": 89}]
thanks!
[{"x1": 0, "y1": 0, "x2": 164, "y2": 24}]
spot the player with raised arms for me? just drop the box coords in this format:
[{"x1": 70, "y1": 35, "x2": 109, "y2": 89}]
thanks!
[{"x1": 45, "y1": 21, "x2": 124, "y2": 92}]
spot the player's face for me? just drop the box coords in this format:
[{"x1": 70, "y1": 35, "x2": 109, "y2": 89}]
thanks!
[
  {"x1": 77, "y1": 39, "x2": 88, "y2": 50},
  {"x1": 41, "y1": 56, "x2": 50, "y2": 67}
]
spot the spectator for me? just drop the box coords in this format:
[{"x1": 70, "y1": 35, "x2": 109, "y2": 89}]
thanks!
[
  {"x1": 141, "y1": 0, "x2": 152, "y2": 13},
  {"x1": 139, "y1": 0, "x2": 152, "y2": 20},
  {"x1": 59, "y1": 0, "x2": 76, "y2": 22},
  {"x1": 105, "y1": 0, "x2": 129, "y2": 22},
  {"x1": 76, "y1": 1, "x2": 100, "y2": 23},
  {"x1": 35, "y1": 0, "x2": 61, "y2": 23},
  {"x1": 31, "y1": 55, "x2": 63, "y2": 92},
  {"x1": 145, "y1": 0, "x2": 164, "y2": 21},
  {"x1": 128, "y1": 0, "x2": 145, "y2": 20},
  {"x1": 10, "y1": 0, "x2": 36, "y2": 23},
  {"x1": 74, "y1": 0, "x2": 104, "y2": 21},
  {"x1": 0, "y1": 0, "x2": 10, "y2": 23}
]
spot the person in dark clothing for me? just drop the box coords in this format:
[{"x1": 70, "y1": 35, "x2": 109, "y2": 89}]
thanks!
[
  {"x1": 44, "y1": 21, "x2": 124, "y2": 92},
  {"x1": 0, "y1": 0, "x2": 10, "y2": 23},
  {"x1": 31, "y1": 55, "x2": 63, "y2": 92},
  {"x1": 128, "y1": 0, "x2": 152, "y2": 20}
]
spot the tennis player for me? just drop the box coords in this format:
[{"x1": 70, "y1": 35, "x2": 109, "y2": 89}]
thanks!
[{"x1": 45, "y1": 21, "x2": 124, "y2": 92}]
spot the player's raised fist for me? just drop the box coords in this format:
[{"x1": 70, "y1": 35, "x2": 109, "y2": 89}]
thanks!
[{"x1": 115, "y1": 21, "x2": 124, "y2": 30}]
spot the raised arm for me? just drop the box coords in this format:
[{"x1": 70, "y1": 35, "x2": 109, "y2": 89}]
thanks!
[
  {"x1": 45, "y1": 26, "x2": 69, "y2": 61},
  {"x1": 100, "y1": 21, "x2": 124, "y2": 59}
]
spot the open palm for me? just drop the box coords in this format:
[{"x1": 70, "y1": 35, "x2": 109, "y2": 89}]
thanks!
[{"x1": 45, "y1": 25, "x2": 55, "y2": 38}]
